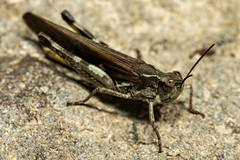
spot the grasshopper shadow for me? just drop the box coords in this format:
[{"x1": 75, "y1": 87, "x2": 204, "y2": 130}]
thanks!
[{"x1": 91, "y1": 93, "x2": 186, "y2": 124}]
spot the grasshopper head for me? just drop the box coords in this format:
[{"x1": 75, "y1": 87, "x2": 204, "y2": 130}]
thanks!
[
  {"x1": 158, "y1": 44, "x2": 215, "y2": 103},
  {"x1": 158, "y1": 71, "x2": 184, "y2": 103}
]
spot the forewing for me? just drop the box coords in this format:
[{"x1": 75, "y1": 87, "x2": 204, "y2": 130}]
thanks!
[{"x1": 23, "y1": 12, "x2": 160, "y2": 84}]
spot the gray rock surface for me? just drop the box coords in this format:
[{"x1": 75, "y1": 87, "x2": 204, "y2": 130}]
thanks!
[{"x1": 0, "y1": 0, "x2": 239, "y2": 159}]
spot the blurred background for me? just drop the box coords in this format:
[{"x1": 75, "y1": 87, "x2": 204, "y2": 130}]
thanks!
[{"x1": 0, "y1": 0, "x2": 239, "y2": 159}]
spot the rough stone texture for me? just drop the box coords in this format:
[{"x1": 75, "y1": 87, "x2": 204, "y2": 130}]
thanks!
[{"x1": 0, "y1": 0, "x2": 239, "y2": 159}]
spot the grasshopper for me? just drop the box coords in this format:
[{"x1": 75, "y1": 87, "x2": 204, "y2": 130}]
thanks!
[{"x1": 23, "y1": 10, "x2": 214, "y2": 153}]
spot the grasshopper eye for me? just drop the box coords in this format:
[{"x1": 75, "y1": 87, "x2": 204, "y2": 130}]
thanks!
[
  {"x1": 173, "y1": 71, "x2": 181, "y2": 77},
  {"x1": 165, "y1": 79, "x2": 175, "y2": 87}
]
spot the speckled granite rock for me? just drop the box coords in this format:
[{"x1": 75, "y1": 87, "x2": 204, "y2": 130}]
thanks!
[{"x1": 0, "y1": 0, "x2": 239, "y2": 159}]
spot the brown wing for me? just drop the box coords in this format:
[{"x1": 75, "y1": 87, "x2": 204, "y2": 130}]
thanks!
[{"x1": 23, "y1": 12, "x2": 160, "y2": 84}]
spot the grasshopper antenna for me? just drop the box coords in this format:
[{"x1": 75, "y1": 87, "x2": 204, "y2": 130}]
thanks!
[{"x1": 182, "y1": 44, "x2": 215, "y2": 84}]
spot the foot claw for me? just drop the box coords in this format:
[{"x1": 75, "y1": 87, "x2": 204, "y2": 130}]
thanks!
[
  {"x1": 67, "y1": 101, "x2": 84, "y2": 106},
  {"x1": 188, "y1": 109, "x2": 205, "y2": 118}
]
